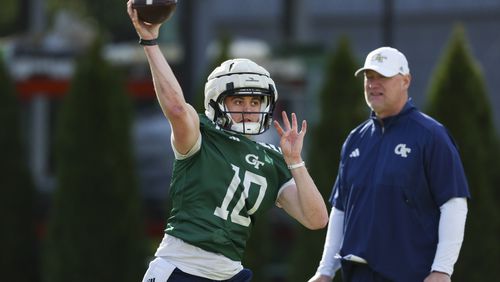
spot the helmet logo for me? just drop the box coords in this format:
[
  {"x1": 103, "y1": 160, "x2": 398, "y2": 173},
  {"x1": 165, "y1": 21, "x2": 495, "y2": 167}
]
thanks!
[
  {"x1": 245, "y1": 154, "x2": 265, "y2": 169},
  {"x1": 245, "y1": 76, "x2": 259, "y2": 82}
]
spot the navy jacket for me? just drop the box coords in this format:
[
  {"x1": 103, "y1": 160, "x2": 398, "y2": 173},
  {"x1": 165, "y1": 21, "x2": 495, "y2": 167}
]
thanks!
[{"x1": 331, "y1": 100, "x2": 470, "y2": 281}]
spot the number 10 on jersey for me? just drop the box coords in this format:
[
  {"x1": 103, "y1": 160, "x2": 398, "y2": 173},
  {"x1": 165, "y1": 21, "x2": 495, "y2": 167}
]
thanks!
[{"x1": 214, "y1": 164, "x2": 268, "y2": 227}]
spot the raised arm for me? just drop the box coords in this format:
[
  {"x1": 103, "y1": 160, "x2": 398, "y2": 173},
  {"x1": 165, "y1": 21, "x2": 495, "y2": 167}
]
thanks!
[
  {"x1": 274, "y1": 111, "x2": 328, "y2": 229},
  {"x1": 127, "y1": 1, "x2": 199, "y2": 154}
]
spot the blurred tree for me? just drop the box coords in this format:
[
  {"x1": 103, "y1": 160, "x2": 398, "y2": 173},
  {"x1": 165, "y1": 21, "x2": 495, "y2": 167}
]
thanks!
[
  {"x1": 242, "y1": 213, "x2": 273, "y2": 282},
  {"x1": 46, "y1": 0, "x2": 135, "y2": 41},
  {"x1": 193, "y1": 33, "x2": 232, "y2": 112},
  {"x1": 0, "y1": 0, "x2": 26, "y2": 36},
  {"x1": 0, "y1": 49, "x2": 39, "y2": 282},
  {"x1": 43, "y1": 36, "x2": 148, "y2": 282},
  {"x1": 288, "y1": 37, "x2": 365, "y2": 282},
  {"x1": 425, "y1": 25, "x2": 500, "y2": 282}
]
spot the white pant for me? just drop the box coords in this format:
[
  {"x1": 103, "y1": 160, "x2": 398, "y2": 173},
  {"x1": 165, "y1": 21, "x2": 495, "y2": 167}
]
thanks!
[{"x1": 142, "y1": 257, "x2": 176, "y2": 282}]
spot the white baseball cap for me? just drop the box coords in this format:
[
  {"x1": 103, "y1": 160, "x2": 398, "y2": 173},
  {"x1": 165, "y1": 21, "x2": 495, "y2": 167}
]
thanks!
[{"x1": 354, "y1": 47, "x2": 410, "y2": 77}]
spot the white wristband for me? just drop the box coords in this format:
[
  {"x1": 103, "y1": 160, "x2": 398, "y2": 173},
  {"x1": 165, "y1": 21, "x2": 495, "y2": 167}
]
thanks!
[{"x1": 287, "y1": 161, "x2": 305, "y2": 170}]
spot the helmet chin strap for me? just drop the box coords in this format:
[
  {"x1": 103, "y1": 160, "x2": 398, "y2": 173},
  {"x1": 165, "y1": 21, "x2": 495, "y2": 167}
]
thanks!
[{"x1": 209, "y1": 99, "x2": 231, "y2": 128}]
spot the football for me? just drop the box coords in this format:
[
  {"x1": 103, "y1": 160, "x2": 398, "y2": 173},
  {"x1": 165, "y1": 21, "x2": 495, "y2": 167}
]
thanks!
[{"x1": 132, "y1": 0, "x2": 177, "y2": 24}]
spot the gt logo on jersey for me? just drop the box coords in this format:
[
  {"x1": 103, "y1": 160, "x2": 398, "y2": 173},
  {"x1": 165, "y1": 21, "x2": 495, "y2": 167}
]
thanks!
[
  {"x1": 246, "y1": 154, "x2": 265, "y2": 169},
  {"x1": 394, "y1": 144, "x2": 411, "y2": 158}
]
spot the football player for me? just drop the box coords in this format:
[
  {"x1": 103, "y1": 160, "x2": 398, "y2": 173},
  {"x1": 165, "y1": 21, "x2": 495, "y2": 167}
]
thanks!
[{"x1": 127, "y1": 2, "x2": 328, "y2": 281}]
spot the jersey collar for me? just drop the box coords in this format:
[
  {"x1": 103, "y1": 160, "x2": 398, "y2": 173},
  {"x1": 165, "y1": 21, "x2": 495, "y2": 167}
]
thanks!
[{"x1": 370, "y1": 98, "x2": 417, "y2": 128}]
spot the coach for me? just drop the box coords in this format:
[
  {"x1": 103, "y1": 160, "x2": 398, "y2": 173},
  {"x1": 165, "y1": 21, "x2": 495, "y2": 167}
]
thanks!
[{"x1": 309, "y1": 47, "x2": 470, "y2": 282}]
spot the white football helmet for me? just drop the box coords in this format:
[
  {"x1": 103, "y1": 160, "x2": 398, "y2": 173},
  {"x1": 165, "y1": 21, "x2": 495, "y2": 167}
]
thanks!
[{"x1": 204, "y1": 58, "x2": 278, "y2": 135}]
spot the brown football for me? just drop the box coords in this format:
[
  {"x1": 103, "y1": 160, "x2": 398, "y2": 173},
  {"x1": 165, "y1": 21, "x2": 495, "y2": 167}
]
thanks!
[{"x1": 132, "y1": 0, "x2": 177, "y2": 24}]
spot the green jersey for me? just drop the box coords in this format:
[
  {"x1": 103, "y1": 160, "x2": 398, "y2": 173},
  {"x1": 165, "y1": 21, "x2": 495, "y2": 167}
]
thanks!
[{"x1": 165, "y1": 115, "x2": 292, "y2": 261}]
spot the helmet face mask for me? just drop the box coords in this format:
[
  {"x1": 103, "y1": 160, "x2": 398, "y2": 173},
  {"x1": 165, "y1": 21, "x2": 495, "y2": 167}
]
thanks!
[
  {"x1": 215, "y1": 88, "x2": 275, "y2": 135},
  {"x1": 204, "y1": 59, "x2": 278, "y2": 135}
]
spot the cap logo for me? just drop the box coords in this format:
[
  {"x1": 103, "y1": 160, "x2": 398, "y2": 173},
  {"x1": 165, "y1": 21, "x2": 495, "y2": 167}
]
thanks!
[{"x1": 372, "y1": 53, "x2": 387, "y2": 63}]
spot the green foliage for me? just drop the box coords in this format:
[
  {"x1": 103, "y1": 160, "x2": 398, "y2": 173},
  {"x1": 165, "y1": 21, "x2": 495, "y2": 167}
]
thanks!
[
  {"x1": 43, "y1": 36, "x2": 147, "y2": 282},
  {"x1": 193, "y1": 34, "x2": 232, "y2": 112},
  {"x1": 288, "y1": 37, "x2": 366, "y2": 282},
  {"x1": 0, "y1": 50, "x2": 39, "y2": 282},
  {"x1": 0, "y1": 0, "x2": 22, "y2": 36},
  {"x1": 425, "y1": 25, "x2": 500, "y2": 281},
  {"x1": 46, "y1": 0, "x2": 132, "y2": 40},
  {"x1": 243, "y1": 213, "x2": 273, "y2": 282}
]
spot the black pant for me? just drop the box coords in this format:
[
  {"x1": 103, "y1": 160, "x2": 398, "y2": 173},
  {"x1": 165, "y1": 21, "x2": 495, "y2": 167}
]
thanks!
[
  {"x1": 167, "y1": 268, "x2": 253, "y2": 282},
  {"x1": 341, "y1": 261, "x2": 392, "y2": 282}
]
